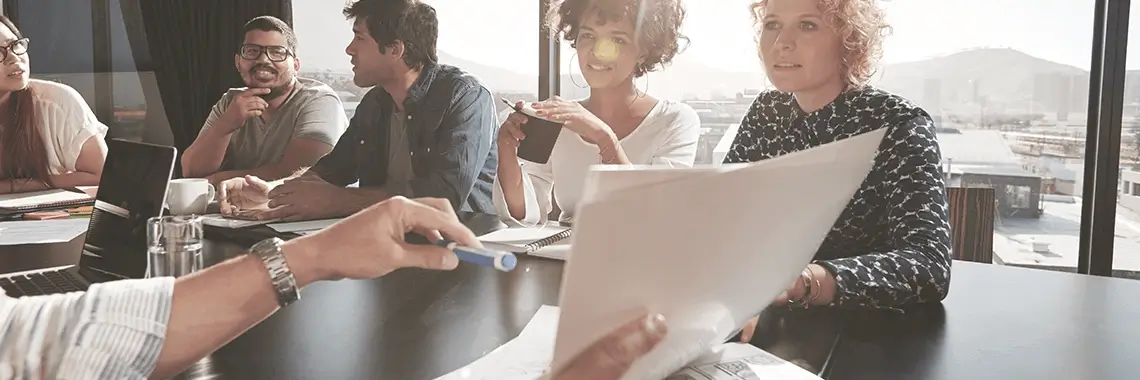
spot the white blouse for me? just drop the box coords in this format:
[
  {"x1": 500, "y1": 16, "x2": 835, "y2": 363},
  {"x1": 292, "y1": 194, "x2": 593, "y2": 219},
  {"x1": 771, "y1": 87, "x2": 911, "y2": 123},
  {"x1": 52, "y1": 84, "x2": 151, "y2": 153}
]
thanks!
[
  {"x1": 493, "y1": 99, "x2": 701, "y2": 225},
  {"x1": 26, "y1": 79, "x2": 109, "y2": 175}
]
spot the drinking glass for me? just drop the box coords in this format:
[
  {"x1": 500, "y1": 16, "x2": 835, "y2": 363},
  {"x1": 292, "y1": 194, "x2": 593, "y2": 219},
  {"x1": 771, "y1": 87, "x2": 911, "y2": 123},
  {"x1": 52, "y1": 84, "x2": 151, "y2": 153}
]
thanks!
[{"x1": 146, "y1": 215, "x2": 204, "y2": 278}]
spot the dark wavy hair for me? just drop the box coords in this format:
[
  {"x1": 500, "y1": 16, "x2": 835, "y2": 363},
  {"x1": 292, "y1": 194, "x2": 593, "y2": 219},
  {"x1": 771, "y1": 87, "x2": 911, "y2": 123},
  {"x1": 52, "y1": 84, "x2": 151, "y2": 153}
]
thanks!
[
  {"x1": 547, "y1": 0, "x2": 689, "y2": 77},
  {"x1": 0, "y1": 15, "x2": 50, "y2": 187}
]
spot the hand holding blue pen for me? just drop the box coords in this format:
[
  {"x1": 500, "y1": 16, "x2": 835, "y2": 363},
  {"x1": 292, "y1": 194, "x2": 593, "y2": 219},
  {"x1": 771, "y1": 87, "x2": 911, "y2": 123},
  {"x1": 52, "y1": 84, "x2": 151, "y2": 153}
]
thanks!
[{"x1": 435, "y1": 239, "x2": 518, "y2": 272}]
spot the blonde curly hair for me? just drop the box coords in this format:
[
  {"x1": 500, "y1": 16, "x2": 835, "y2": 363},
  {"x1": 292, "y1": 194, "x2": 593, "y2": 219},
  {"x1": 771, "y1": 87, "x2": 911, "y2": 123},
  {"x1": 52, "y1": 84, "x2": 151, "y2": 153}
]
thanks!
[{"x1": 751, "y1": 0, "x2": 892, "y2": 89}]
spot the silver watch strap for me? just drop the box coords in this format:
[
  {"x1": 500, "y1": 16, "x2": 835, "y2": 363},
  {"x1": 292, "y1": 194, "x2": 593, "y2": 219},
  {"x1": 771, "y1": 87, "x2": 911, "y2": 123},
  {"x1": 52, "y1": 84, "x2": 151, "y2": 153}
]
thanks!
[{"x1": 250, "y1": 237, "x2": 300, "y2": 307}]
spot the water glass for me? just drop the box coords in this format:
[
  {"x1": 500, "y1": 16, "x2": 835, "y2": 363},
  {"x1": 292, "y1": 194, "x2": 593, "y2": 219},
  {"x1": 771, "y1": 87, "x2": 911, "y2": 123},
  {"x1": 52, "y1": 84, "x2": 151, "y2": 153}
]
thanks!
[{"x1": 147, "y1": 215, "x2": 204, "y2": 278}]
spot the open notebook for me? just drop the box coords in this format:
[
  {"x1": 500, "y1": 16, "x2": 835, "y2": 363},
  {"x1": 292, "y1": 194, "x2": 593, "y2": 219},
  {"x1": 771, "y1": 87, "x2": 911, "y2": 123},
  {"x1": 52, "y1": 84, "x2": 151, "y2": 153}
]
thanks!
[
  {"x1": 0, "y1": 189, "x2": 94, "y2": 214},
  {"x1": 479, "y1": 225, "x2": 572, "y2": 258}
]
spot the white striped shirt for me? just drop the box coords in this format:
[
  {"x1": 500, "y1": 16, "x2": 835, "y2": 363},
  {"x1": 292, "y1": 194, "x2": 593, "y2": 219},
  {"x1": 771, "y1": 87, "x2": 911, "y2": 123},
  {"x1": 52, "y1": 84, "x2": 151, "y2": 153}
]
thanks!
[{"x1": 0, "y1": 277, "x2": 174, "y2": 379}]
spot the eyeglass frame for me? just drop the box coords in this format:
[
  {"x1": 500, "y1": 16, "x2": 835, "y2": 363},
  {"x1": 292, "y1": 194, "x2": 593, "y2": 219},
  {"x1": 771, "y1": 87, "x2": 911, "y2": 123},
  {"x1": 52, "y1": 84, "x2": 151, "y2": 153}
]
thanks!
[
  {"x1": 238, "y1": 43, "x2": 293, "y2": 63},
  {"x1": 0, "y1": 38, "x2": 29, "y2": 62}
]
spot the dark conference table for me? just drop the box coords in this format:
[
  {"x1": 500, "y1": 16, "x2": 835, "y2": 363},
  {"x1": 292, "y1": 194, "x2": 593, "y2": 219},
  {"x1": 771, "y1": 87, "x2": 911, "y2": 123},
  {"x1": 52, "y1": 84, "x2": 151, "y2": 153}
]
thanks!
[{"x1": 4, "y1": 233, "x2": 1140, "y2": 379}]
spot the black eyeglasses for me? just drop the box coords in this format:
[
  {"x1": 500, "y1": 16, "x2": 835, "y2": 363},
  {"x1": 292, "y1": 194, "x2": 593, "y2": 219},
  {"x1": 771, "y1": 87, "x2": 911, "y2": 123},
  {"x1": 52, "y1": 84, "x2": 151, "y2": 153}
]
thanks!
[
  {"x1": 239, "y1": 44, "x2": 292, "y2": 62},
  {"x1": 1, "y1": 38, "x2": 29, "y2": 61}
]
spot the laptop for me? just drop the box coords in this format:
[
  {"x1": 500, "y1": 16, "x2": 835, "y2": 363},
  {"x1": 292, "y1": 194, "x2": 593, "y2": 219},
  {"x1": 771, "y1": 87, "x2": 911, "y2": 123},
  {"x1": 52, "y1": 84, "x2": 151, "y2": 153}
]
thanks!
[{"x1": 0, "y1": 139, "x2": 177, "y2": 297}]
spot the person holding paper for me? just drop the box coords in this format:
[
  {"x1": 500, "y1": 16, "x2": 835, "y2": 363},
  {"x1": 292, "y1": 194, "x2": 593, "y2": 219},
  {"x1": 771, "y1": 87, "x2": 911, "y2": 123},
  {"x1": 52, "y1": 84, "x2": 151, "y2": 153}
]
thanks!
[
  {"x1": 0, "y1": 15, "x2": 108, "y2": 194},
  {"x1": 730, "y1": 0, "x2": 952, "y2": 335},
  {"x1": 0, "y1": 196, "x2": 665, "y2": 380},
  {"x1": 493, "y1": 0, "x2": 701, "y2": 226}
]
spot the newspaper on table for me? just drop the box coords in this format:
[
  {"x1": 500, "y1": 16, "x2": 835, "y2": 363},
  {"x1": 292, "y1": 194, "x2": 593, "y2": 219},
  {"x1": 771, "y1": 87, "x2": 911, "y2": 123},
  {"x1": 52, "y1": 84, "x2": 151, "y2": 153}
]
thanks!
[{"x1": 435, "y1": 305, "x2": 821, "y2": 380}]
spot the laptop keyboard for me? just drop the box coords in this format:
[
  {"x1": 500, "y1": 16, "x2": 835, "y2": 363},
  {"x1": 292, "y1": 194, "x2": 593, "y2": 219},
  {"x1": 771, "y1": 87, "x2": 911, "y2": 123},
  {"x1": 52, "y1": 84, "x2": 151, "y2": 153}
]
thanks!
[{"x1": 0, "y1": 271, "x2": 86, "y2": 297}]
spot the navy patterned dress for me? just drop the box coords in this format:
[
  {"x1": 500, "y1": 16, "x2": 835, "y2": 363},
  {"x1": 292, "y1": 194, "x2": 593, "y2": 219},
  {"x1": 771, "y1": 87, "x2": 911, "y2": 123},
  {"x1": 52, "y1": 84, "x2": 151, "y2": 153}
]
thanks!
[{"x1": 724, "y1": 86, "x2": 952, "y2": 309}]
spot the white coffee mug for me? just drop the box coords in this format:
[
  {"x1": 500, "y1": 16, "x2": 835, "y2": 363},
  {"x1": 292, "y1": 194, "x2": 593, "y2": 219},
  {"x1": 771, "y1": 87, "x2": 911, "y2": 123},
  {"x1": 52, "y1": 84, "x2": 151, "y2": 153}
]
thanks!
[{"x1": 166, "y1": 178, "x2": 216, "y2": 215}]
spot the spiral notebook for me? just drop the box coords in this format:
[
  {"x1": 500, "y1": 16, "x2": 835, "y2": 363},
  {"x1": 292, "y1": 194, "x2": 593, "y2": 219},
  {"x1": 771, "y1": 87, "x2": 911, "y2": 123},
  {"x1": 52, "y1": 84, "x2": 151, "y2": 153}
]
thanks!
[
  {"x1": 478, "y1": 225, "x2": 572, "y2": 255},
  {"x1": 0, "y1": 189, "x2": 94, "y2": 214}
]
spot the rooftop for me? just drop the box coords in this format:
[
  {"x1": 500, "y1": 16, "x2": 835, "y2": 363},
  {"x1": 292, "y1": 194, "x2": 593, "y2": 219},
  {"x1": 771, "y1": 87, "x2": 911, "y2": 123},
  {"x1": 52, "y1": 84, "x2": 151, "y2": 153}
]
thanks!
[
  {"x1": 993, "y1": 196, "x2": 1140, "y2": 273},
  {"x1": 937, "y1": 130, "x2": 1023, "y2": 166}
]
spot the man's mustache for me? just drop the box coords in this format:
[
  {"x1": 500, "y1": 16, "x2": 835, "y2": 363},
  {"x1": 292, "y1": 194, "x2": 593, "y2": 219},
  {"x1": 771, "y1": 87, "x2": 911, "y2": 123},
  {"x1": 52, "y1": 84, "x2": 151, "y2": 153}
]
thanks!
[{"x1": 250, "y1": 64, "x2": 278, "y2": 75}]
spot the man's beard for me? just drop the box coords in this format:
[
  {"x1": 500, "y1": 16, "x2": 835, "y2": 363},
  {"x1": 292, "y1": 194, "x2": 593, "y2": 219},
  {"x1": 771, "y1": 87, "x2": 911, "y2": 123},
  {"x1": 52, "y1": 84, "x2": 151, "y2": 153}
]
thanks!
[{"x1": 247, "y1": 64, "x2": 294, "y2": 101}]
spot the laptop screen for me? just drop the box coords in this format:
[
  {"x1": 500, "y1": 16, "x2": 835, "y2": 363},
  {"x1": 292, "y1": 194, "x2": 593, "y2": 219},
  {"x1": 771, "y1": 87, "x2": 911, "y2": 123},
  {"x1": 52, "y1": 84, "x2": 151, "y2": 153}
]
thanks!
[{"x1": 79, "y1": 139, "x2": 176, "y2": 280}]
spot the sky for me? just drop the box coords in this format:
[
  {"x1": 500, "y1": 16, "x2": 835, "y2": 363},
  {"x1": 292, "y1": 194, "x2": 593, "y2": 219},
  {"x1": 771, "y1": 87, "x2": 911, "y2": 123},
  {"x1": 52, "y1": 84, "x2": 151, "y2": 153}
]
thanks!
[{"x1": 294, "y1": 0, "x2": 1136, "y2": 74}]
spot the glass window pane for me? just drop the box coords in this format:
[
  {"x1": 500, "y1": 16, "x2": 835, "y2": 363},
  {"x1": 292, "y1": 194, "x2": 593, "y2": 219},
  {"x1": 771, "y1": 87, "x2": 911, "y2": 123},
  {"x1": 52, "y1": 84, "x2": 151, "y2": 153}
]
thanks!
[
  {"x1": 1114, "y1": 1, "x2": 1140, "y2": 279},
  {"x1": 556, "y1": 0, "x2": 1093, "y2": 270},
  {"x1": 291, "y1": 0, "x2": 539, "y2": 120}
]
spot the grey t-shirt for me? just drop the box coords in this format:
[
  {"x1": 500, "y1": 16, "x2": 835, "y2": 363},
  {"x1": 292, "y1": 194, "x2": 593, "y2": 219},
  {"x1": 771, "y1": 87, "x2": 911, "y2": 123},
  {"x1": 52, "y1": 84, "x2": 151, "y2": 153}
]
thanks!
[
  {"x1": 384, "y1": 110, "x2": 415, "y2": 196},
  {"x1": 200, "y1": 77, "x2": 348, "y2": 171}
]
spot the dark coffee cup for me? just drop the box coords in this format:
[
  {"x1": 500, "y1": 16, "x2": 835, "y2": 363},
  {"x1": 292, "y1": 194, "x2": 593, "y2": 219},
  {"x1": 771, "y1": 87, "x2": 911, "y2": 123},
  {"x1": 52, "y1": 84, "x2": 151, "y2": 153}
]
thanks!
[{"x1": 514, "y1": 106, "x2": 563, "y2": 164}]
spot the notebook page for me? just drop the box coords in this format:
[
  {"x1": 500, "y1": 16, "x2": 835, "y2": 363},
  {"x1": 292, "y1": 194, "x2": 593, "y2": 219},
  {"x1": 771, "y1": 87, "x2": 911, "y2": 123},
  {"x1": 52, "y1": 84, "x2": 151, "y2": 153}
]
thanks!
[
  {"x1": 550, "y1": 128, "x2": 887, "y2": 380},
  {"x1": 0, "y1": 189, "x2": 91, "y2": 208},
  {"x1": 478, "y1": 225, "x2": 570, "y2": 252}
]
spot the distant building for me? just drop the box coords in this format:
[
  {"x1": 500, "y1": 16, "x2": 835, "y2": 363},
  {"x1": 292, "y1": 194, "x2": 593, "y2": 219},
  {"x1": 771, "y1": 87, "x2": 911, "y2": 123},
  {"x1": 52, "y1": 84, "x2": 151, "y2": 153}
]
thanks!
[{"x1": 938, "y1": 128, "x2": 1043, "y2": 218}]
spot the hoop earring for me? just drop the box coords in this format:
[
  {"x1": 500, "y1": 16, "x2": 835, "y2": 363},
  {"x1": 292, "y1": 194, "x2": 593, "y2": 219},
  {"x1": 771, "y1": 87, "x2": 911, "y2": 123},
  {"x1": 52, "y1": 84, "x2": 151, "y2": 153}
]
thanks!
[{"x1": 569, "y1": 52, "x2": 587, "y2": 89}]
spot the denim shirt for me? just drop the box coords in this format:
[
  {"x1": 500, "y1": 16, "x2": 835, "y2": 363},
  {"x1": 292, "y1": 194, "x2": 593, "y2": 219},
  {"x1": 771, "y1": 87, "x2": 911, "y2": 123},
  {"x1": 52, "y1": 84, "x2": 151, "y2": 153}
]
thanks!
[{"x1": 311, "y1": 62, "x2": 498, "y2": 213}]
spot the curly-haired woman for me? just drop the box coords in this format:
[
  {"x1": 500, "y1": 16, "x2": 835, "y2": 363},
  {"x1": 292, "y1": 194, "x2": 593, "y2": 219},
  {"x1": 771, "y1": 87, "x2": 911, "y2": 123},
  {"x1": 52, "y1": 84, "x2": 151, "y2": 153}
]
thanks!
[
  {"x1": 492, "y1": 0, "x2": 702, "y2": 226},
  {"x1": 737, "y1": 0, "x2": 953, "y2": 341}
]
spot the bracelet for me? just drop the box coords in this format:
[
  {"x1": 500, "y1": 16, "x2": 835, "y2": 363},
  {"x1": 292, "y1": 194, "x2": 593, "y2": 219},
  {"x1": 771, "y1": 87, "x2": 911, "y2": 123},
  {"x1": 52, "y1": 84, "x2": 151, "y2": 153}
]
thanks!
[
  {"x1": 788, "y1": 268, "x2": 821, "y2": 308},
  {"x1": 598, "y1": 144, "x2": 613, "y2": 164}
]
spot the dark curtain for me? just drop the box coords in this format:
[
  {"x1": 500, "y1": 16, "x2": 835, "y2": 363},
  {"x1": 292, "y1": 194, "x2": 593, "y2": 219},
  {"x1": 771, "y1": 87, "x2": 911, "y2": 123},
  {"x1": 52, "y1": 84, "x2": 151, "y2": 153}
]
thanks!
[{"x1": 120, "y1": 0, "x2": 292, "y2": 158}]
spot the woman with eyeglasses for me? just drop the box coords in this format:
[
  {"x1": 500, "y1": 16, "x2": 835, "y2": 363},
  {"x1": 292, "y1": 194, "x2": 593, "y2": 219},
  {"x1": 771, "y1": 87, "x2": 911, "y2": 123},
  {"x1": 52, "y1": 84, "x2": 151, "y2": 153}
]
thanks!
[
  {"x1": 494, "y1": 0, "x2": 701, "y2": 226},
  {"x1": 0, "y1": 15, "x2": 107, "y2": 194}
]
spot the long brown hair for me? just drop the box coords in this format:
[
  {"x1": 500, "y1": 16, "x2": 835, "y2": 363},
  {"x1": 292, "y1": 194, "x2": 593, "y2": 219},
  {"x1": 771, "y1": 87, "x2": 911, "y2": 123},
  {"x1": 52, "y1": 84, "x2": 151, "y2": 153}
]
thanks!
[{"x1": 0, "y1": 15, "x2": 51, "y2": 187}]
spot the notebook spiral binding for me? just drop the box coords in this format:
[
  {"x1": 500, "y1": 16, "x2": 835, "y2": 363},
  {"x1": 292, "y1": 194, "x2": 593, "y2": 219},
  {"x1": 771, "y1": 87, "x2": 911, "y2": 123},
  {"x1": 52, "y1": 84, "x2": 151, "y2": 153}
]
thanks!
[
  {"x1": 524, "y1": 229, "x2": 573, "y2": 253},
  {"x1": 3, "y1": 197, "x2": 92, "y2": 211}
]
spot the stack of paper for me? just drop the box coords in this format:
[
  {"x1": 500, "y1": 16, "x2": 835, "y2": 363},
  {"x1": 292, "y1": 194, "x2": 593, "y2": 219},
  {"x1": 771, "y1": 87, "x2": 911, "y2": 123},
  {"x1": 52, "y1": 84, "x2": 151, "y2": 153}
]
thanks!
[
  {"x1": 549, "y1": 128, "x2": 887, "y2": 379},
  {"x1": 435, "y1": 305, "x2": 822, "y2": 380}
]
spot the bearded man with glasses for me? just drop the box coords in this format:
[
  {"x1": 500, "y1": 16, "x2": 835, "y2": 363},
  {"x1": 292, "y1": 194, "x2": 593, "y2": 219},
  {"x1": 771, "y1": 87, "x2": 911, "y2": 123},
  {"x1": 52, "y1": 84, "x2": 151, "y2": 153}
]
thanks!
[{"x1": 181, "y1": 16, "x2": 349, "y2": 185}]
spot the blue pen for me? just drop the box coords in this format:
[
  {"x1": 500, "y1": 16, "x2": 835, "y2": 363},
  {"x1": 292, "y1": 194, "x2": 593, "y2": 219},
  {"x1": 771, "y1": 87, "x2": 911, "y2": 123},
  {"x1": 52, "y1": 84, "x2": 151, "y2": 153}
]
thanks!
[{"x1": 434, "y1": 239, "x2": 518, "y2": 272}]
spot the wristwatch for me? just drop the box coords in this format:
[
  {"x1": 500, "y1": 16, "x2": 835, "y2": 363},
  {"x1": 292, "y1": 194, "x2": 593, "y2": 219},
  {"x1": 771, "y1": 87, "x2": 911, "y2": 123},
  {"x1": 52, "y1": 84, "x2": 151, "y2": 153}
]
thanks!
[{"x1": 249, "y1": 237, "x2": 300, "y2": 307}]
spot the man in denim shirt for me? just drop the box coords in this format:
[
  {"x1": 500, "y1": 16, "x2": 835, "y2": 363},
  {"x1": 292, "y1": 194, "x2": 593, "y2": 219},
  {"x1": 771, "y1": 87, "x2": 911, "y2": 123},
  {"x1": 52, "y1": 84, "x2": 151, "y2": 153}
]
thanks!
[{"x1": 218, "y1": 0, "x2": 498, "y2": 221}]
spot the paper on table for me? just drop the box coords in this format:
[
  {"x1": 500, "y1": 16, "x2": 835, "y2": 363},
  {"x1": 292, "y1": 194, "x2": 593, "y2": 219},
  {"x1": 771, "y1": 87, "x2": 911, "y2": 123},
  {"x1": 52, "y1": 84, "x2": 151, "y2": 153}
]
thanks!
[
  {"x1": 435, "y1": 305, "x2": 560, "y2": 380},
  {"x1": 200, "y1": 214, "x2": 278, "y2": 229},
  {"x1": 267, "y1": 218, "x2": 342, "y2": 233},
  {"x1": 551, "y1": 128, "x2": 887, "y2": 380},
  {"x1": 671, "y1": 343, "x2": 822, "y2": 380},
  {"x1": 435, "y1": 305, "x2": 821, "y2": 380},
  {"x1": 0, "y1": 219, "x2": 89, "y2": 245}
]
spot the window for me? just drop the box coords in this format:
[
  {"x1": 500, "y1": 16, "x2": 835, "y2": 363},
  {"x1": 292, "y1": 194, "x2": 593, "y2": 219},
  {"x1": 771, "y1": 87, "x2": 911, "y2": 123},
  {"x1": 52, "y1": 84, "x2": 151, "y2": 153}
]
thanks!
[
  {"x1": 553, "y1": 0, "x2": 1094, "y2": 272},
  {"x1": 7, "y1": 0, "x2": 165, "y2": 144},
  {"x1": 1117, "y1": 1, "x2": 1140, "y2": 278},
  {"x1": 291, "y1": 0, "x2": 540, "y2": 120},
  {"x1": 878, "y1": 0, "x2": 1092, "y2": 272}
]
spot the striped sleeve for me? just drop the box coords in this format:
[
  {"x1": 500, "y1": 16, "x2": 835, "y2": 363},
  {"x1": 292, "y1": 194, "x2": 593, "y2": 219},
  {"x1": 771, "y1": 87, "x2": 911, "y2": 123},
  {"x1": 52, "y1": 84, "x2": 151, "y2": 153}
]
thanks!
[{"x1": 0, "y1": 277, "x2": 174, "y2": 380}]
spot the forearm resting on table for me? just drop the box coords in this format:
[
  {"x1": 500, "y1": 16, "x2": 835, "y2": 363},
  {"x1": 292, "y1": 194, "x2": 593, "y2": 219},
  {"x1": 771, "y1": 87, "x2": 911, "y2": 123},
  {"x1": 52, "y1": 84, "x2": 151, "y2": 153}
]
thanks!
[
  {"x1": 334, "y1": 187, "x2": 391, "y2": 217},
  {"x1": 152, "y1": 238, "x2": 320, "y2": 379},
  {"x1": 497, "y1": 149, "x2": 529, "y2": 220},
  {"x1": 182, "y1": 127, "x2": 235, "y2": 178},
  {"x1": 0, "y1": 173, "x2": 97, "y2": 194},
  {"x1": 209, "y1": 164, "x2": 300, "y2": 185}
]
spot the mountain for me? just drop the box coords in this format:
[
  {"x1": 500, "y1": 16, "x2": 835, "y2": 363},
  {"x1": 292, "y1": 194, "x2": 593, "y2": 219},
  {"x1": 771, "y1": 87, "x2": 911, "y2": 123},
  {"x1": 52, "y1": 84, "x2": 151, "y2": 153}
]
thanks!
[{"x1": 310, "y1": 44, "x2": 1140, "y2": 117}]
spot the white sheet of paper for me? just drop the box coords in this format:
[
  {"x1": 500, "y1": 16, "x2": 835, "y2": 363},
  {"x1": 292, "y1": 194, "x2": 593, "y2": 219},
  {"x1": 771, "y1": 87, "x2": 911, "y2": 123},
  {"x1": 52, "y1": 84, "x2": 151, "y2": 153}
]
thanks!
[
  {"x1": 200, "y1": 214, "x2": 278, "y2": 229},
  {"x1": 267, "y1": 218, "x2": 342, "y2": 233},
  {"x1": 435, "y1": 305, "x2": 821, "y2": 380},
  {"x1": 551, "y1": 128, "x2": 887, "y2": 380},
  {"x1": 0, "y1": 219, "x2": 90, "y2": 245},
  {"x1": 435, "y1": 305, "x2": 560, "y2": 380},
  {"x1": 672, "y1": 342, "x2": 822, "y2": 380}
]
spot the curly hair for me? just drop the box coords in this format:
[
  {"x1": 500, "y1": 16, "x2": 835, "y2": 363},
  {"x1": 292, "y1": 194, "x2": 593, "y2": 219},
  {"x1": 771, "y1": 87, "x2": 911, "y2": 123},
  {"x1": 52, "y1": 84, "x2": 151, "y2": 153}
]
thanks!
[
  {"x1": 547, "y1": 0, "x2": 689, "y2": 77},
  {"x1": 751, "y1": 0, "x2": 892, "y2": 89}
]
